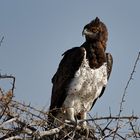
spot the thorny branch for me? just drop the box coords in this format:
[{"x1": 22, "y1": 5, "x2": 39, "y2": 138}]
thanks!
[
  {"x1": 0, "y1": 36, "x2": 4, "y2": 47},
  {"x1": 119, "y1": 52, "x2": 140, "y2": 116},
  {"x1": 113, "y1": 52, "x2": 140, "y2": 140},
  {"x1": 0, "y1": 74, "x2": 16, "y2": 93},
  {"x1": 0, "y1": 89, "x2": 139, "y2": 139}
]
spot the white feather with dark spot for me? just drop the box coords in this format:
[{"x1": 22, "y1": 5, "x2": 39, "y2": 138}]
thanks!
[{"x1": 63, "y1": 48, "x2": 107, "y2": 115}]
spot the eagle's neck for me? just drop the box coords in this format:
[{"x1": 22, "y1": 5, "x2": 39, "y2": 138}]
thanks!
[{"x1": 81, "y1": 41, "x2": 106, "y2": 69}]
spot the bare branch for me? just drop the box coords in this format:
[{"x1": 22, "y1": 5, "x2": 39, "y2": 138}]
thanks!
[
  {"x1": 0, "y1": 74, "x2": 16, "y2": 93},
  {"x1": 38, "y1": 125, "x2": 65, "y2": 137},
  {"x1": 0, "y1": 36, "x2": 4, "y2": 47},
  {"x1": 5, "y1": 136, "x2": 22, "y2": 140},
  {"x1": 113, "y1": 52, "x2": 140, "y2": 139},
  {"x1": 129, "y1": 121, "x2": 138, "y2": 139}
]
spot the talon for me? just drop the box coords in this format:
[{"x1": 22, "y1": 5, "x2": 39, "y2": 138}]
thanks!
[
  {"x1": 65, "y1": 119, "x2": 76, "y2": 125},
  {"x1": 79, "y1": 126, "x2": 89, "y2": 139}
]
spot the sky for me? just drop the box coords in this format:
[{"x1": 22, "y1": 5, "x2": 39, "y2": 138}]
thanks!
[{"x1": 0, "y1": 0, "x2": 140, "y2": 118}]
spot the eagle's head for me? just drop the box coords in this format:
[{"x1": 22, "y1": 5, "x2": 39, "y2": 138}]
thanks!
[{"x1": 82, "y1": 17, "x2": 108, "y2": 44}]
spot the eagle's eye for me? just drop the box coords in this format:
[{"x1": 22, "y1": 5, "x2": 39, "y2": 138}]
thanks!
[{"x1": 91, "y1": 27, "x2": 100, "y2": 33}]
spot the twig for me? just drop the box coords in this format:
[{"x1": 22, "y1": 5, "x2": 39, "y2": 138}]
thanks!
[
  {"x1": 38, "y1": 125, "x2": 65, "y2": 137},
  {"x1": 0, "y1": 36, "x2": 4, "y2": 47},
  {"x1": 102, "y1": 127, "x2": 125, "y2": 140},
  {"x1": 0, "y1": 117, "x2": 17, "y2": 127},
  {"x1": 120, "y1": 52, "x2": 140, "y2": 116},
  {"x1": 0, "y1": 74, "x2": 16, "y2": 93},
  {"x1": 5, "y1": 136, "x2": 22, "y2": 140},
  {"x1": 113, "y1": 52, "x2": 140, "y2": 139},
  {"x1": 129, "y1": 121, "x2": 138, "y2": 139},
  {"x1": 79, "y1": 115, "x2": 138, "y2": 123}
]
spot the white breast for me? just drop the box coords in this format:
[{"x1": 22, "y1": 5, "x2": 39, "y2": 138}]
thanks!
[{"x1": 63, "y1": 49, "x2": 107, "y2": 114}]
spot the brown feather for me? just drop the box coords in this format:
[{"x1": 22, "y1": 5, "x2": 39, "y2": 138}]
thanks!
[{"x1": 49, "y1": 47, "x2": 85, "y2": 117}]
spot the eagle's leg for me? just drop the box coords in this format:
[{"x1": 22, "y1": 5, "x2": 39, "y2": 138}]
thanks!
[
  {"x1": 79, "y1": 111, "x2": 89, "y2": 138},
  {"x1": 80, "y1": 111, "x2": 87, "y2": 127},
  {"x1": 65, "y1": 107, "x2": 76, "y2": 124}
]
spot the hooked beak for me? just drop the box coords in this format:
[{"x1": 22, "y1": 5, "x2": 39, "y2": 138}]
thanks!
[{"x1": 82, "y1": 28, "x2": 94, "y2": 36}]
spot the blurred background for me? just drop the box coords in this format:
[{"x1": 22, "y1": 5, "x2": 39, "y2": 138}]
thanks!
[{"x1": 0, "y1": 0, "x2": 140, "y2": 117}]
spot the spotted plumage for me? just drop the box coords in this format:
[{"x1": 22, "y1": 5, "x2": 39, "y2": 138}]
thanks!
[{"x1": 49, "y1": 17, "x2": 113, "y2": 127}]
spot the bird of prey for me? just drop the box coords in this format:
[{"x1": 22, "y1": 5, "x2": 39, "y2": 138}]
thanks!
[{"x1": 49, "y1": 17, "x2": 113, "y2": 127}]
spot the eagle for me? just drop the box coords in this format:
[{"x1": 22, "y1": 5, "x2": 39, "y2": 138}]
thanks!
[{"x1": 49, "y1": 17, "x2": 113, "y2": 127}]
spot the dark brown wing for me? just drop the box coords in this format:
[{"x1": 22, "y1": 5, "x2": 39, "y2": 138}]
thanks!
[
  {"x1": 49, "y1": 47, "x2": 85, "y2": 112},
  {"x1": 99, "y1": 52, "x2": 113, "y2": 97},
  {"x1": 90, "y1": 52, "x2": 113, "y2": 109}
]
